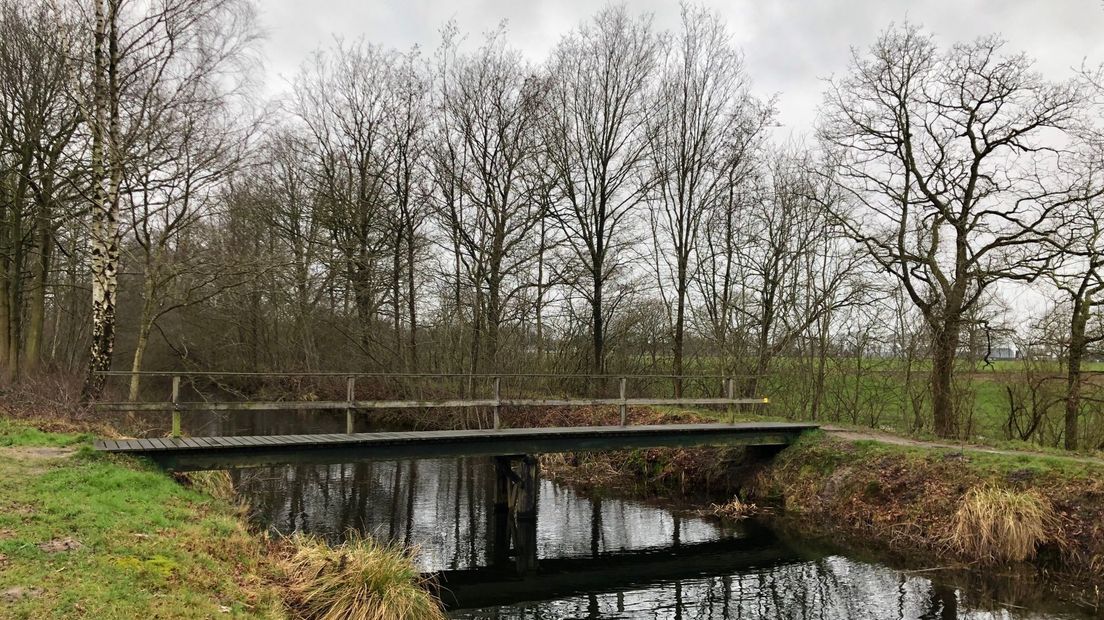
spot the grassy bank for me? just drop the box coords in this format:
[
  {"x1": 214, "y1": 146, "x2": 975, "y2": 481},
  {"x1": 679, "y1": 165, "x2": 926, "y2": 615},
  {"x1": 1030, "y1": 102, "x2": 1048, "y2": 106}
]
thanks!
[
  {"x1": 0, "y1": 418, "x2": 442, "y2": 620},
  {"x1": 538, "y1": 413, "x2": 1104, "y2": 587},
  {"x1": 747, "y1": 432, "x2": 1104, "y2": 576}
]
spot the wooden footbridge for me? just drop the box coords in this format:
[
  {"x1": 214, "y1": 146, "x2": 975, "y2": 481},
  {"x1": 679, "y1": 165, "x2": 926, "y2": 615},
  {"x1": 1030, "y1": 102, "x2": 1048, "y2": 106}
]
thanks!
[
  {"x1": 92, "y1": 372, "x2": 816, "y2": 474},
  {"x1": 95, "y1": 422, "x2": 816, "y2": 471}
]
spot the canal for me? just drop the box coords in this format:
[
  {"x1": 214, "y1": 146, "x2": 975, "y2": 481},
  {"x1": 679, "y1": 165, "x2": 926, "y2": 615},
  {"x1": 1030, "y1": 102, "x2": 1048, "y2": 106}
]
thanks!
[{"x1": 165, "y1": 409, "x2": 1095, "y2": 619}]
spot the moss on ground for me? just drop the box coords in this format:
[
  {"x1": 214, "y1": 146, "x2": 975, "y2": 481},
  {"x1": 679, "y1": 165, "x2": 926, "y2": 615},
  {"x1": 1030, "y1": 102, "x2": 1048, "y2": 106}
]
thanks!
[{"x1": 0, "y1": 420, "x2": 285, "y2": 619}]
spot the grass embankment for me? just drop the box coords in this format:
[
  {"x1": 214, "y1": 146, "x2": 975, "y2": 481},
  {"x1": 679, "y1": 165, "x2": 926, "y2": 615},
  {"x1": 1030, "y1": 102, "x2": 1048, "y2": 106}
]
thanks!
[
  {"x1": 528, "y1": 408, "x2": 1104, "y2": 581},
  {"x1": 0, "y1": 418, "x2": 442, "y2": 620},
  {"x1": 748, "y1": 431, "x2": 1104, "y2": 575}
]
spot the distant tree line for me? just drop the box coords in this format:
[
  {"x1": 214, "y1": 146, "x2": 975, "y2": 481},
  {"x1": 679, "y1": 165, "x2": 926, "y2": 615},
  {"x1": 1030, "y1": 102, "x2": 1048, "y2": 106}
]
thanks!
[{"x1": 1, "y1": 0, "x2": 1103, "y2": 444}]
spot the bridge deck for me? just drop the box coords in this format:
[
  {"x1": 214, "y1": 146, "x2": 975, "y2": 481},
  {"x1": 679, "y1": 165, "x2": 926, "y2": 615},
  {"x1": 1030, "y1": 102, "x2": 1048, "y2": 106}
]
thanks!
[{"x1": 93, "y1": 422, "x2": 817, "y2": 471}]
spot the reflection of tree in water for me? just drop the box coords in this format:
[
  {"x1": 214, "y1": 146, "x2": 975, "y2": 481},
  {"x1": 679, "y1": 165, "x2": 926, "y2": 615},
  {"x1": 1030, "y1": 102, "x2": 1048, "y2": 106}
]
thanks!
[
  {"x1": 451, "y1": 557, "x2": 1080, "y2": 619},
  {"x1": 234, "y1": 457, "x2": 496, "y2": 569},
  {"x1": 231, "y1": 454, "x2": 1086, "y2": 619}
]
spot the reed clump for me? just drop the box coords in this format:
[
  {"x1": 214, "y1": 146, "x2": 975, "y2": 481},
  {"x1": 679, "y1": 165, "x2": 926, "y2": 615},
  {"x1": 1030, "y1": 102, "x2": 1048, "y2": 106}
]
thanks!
[
  {"x1": 283, "y1": 532, "x2": 445, "y2": 620},
  {"x1": 947, "y1": 486, "x2": 1062, "y2": 563},
  {"x1": 711, "y1": 496, "x2": 758, "y2": 520}
]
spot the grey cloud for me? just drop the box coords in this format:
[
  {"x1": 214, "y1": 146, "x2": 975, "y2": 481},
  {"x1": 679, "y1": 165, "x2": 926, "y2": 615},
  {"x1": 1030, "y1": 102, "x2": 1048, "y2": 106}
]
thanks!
[{"x1": 257, "y1": 0, "x2": 1104, "y2": 134}]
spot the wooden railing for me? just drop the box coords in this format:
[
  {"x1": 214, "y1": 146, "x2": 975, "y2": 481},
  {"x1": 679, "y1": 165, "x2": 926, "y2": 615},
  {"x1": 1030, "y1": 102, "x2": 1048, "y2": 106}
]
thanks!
[{"x1": 93, "y1": 371, "x2": 770, "y2": 438}]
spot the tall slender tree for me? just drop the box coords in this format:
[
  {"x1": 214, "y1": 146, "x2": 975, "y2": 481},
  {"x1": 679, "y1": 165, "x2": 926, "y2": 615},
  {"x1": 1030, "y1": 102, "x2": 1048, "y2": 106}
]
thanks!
[
  {"x1": 543, "y1": 6, "x2": 659, "y2": 374},
  {"x1": 645, "y1": 3, "x2": 772, "y2": 393}
]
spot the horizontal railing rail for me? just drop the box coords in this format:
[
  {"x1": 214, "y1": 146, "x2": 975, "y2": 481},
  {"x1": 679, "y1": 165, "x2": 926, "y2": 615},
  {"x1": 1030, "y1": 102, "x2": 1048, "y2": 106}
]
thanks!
[
  {"x1": 93, "y1": 370, "x2": 757, "y2": 379},
  {"x1": 93, "y1": 372, "x2": 769, "y2": 438}
]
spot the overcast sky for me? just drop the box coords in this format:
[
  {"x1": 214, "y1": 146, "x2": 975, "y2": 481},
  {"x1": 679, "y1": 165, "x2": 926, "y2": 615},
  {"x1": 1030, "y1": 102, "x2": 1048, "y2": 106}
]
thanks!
[{"x1": 257, "y1": 0, "x2": 1104, "y2": 139}]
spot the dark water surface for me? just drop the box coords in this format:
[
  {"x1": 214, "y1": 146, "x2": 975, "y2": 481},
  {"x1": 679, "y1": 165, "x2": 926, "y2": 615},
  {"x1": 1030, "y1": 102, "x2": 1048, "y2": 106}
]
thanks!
[{"x1": 160, "y1": 410, "x2": 1095, "y2": 619}]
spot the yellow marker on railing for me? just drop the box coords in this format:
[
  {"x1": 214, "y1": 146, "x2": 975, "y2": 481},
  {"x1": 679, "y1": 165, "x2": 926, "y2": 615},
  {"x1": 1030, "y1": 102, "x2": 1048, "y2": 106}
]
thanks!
[{"x1": 762, "y1": 397, "x2": 770, "y2": 404}]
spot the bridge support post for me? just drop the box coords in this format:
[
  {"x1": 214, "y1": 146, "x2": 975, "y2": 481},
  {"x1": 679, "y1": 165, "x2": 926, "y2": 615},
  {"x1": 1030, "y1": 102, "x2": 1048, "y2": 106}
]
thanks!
[
  {"x1": 492, "y1": 456, "x2": 511, "y2": 513},
  {"x1": 345, "y1": 376, "x2": 356, "y2": 434},
  {"x1": 512, "y1": 506, "x2": 539, "y2": 574},
  {"x1": 491, "y1": 455, "x2": 539, "y2": 519},
  {"x1": 171, "y1": 376, "x2": 181, "y2": 438},
  {"x1": 515, "y1": 455, "x2": 539, "y2": 519}
]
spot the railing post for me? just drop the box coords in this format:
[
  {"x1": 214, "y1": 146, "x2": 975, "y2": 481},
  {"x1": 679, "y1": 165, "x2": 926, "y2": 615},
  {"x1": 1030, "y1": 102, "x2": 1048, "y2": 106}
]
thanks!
[
  {"x1": 619, "y1": 377, "x2": 627, "y2": 426},
  {"x1": 725, "y1": 377, "x2": 735, "y2": 424},
  {"x1": 493, "y1": 376, "x2": 501, "y2": 430},
  {"x1": 346, "y1": 376, "x2": 356, "y2": 434},
  {"x1": 171, "y1": 375, "x2": 181, "y2": 438}
]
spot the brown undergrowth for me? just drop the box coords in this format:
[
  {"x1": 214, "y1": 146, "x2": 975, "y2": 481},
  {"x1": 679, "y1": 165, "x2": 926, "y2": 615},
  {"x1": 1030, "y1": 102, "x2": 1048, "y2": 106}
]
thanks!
[
  {"x1": 534, "y1": 419, "x2": 1104, "y2": 584},
  {"x1": 744, "y1": 432, "x2": 1104, "y2": 577}
]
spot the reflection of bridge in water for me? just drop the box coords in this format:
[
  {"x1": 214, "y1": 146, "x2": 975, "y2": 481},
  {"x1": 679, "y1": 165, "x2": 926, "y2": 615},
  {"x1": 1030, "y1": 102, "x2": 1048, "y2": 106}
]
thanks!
[
  {"x1": 437, "y1": 517, "x2": 817, "y2": 611},
  {"x1": 225, "y1": 449, "x2": 1060, "y2": 619}
]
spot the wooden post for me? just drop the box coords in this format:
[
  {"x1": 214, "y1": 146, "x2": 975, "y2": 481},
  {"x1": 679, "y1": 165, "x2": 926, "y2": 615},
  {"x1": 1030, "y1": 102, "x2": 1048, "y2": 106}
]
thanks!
[
  {"x1": 493, "y1": 376, "x2": 501, "y2": 430},
  {"x1": 171, "y1": 376, "x2": 181, "y2": 438},
  {"x1": 619, "y1": 377, "x2": 627, "y2": 426},
  {"x1": 492, "y1": 456, "x2": 510, "y2": 513},
  {"x1": 516, "y1": 455, "x2": 539, "y2": 519},
  {"x1": 726, "y1": 377, "x2": 735, "y2": 424},
  {"x1": 345, "y1": 376, "x2": 356, "y2": 434}
]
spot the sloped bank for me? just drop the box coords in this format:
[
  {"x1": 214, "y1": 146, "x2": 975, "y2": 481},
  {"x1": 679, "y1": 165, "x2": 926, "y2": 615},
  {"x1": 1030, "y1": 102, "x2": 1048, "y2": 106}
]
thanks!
[
  {"x1": 537, "y1": 420, "x2": 1104, "y2": 611},
  {"x1": 744, "y1": 433, "x2": 1104, "y2": 576},
  {"x1": 0, "y1": 418, "x2": 444, "y2": 620}
]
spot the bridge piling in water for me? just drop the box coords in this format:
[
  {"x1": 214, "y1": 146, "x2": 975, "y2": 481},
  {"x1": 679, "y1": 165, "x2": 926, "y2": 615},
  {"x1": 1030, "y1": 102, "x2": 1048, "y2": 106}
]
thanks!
[{"x1": 492, "y1": 454, "x2": 540, "y2": 519}]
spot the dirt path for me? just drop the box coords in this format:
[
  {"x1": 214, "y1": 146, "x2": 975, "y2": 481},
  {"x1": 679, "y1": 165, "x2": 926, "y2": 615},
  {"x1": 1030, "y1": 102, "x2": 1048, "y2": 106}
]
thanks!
[{"x1": 822, "y1": 425, "x2": 1104, "y2": 467}]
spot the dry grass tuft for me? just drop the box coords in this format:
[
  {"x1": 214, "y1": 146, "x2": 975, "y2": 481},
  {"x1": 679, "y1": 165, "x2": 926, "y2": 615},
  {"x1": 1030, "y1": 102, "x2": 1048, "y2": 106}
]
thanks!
[
  {"x1": 283, "y1": 532, "x2": 445, "y2": 620},
  {"x1": 947, "y1": 486, "x2": 1062, "y2": 563},
  {"x1": 179, "y1": 470, "x2": 241, "y2": 505},
  {"x1": 711, "y1": 496, "x2": 758, "y2": 520},
  {"x1": 540, "y1": 452, "x2": 622, "y2": 487}
]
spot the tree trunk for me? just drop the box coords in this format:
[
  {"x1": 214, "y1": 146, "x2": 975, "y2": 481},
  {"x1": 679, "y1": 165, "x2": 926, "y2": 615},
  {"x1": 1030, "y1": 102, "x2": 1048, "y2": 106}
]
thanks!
[
  {"x1": 350, "y1": 258, "x2": 375, "y2": 354},
  {"x1": 591, "y1": 273, "x2": 604, "y2": 375},
  {"x1": 23, "y1": 205, "x2": 50, "y2": 374},
  {"x1": 1065, "y1": 298, "x2": 1089, "y2": 450},
  {"x1": 391, "y1": 227, "x2": 403, "y2": 366},
  {"x1": 673, "y1": 260, "x2": 686, "y2": 398},
  {"x1": 83, "y1": 0, "x2": 122, "y2": 401},
  {"x1": 0, "y1": 209, "x2": 9, "y2": 375},
  {"x1": 405, "y1": 223, "x2": 417, "y2": 370},
  {"x1": 812, "y1": 314, "x2": 831, "y2": 420},
  {"x1": 535, "y1": 218, "x2": 546, "y2": 365},
  {"x1": 487, "y1": 274, "x2": 501, "y2": 372},
  {"x1": 127, "y1": 274, "x2": 157, "y2": 401},
  {"x1": 930, "y1": 321, "x2": 960, "y2": 439}
]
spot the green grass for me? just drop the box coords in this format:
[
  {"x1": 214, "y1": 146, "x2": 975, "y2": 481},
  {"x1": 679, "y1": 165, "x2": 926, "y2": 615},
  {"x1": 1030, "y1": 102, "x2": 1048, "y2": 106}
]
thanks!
[
  {"x1": 0, "y1": 418, "x2": 93, "y2": 448},
  {"x1": 0, "y1": 420, "x2": 283, "y2": 619}
]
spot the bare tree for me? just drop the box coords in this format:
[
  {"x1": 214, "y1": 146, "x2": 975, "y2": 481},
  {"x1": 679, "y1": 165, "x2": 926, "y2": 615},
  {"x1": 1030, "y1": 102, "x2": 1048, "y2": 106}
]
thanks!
[
  {"x1": 0, "y1": 0, "x2": 82, "y2": 380},
  {"x1": 542, "y1": 6, "x2": 659, "y2": 374},
  {"x1": 291, "y1": 39, "x2": 399, "y2": 363},
  {"x1": 645, "y1": 3, "x2": 772, "y2": 393},
  {"x1": 430, "y1": 29, "x2": 547, "y2": 373},
  {"x1": 1046, "y1": 150, "x2": 1104, "y2": 449},
  {"x1": 385, "y1": 50, "x2": 430, "y2": 370},
  {"x1": 80, "y1": 0, "x2": 258, "y2": 398},
  {"x1": 123, "y1": 81, "x2": 256, "y2": 399},
  {"x1": 820, "y1": 24, "x2": 1087, "y2": 437}
]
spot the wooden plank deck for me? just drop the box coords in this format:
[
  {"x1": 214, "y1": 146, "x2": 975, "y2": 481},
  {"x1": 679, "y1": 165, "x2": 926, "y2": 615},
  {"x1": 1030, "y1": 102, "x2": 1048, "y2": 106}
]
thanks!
[{"x1": 93, "y1": 423, "x2": 817, "y2": 471}]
